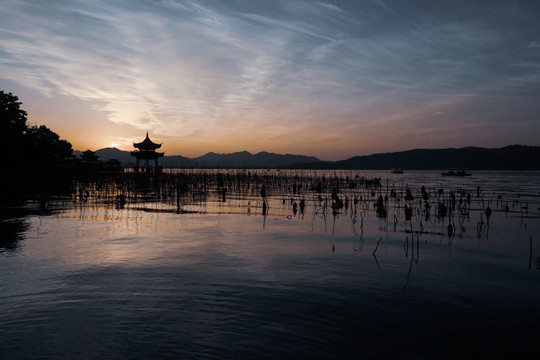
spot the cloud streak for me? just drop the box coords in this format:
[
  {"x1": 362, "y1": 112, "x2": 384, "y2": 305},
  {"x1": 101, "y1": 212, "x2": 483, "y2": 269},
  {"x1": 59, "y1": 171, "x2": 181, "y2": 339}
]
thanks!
[{"x1": 1, "y1": 0, "x2": 539, "y2": 159}]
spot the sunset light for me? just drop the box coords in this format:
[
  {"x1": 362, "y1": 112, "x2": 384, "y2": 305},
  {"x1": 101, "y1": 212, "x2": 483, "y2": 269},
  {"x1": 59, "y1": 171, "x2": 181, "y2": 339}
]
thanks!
[
  {"x1": 1, "y1": 1, "x2": 539, "y2": 160},
  {"x1": 2, "y1": 2, "x2": 540, "y2": 357}
]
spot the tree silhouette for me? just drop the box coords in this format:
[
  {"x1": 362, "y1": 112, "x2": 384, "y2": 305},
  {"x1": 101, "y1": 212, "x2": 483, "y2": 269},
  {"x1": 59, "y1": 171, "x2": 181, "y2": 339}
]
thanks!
[
  {"x1": 1, "y1": 90, "x2": 74, "y2": 202},
  {"x1": 1, "y1": 91, "x2": 28, "y2": 166},
  {"x1": 24, "y1": 125, "x2": 73, "y2": 168},
  {"x1": 1, "y1": 91, "x2": 27, "y2": 135},
  {"x1": 1, "y1": 90, "x2": 73, "y2": 168}
]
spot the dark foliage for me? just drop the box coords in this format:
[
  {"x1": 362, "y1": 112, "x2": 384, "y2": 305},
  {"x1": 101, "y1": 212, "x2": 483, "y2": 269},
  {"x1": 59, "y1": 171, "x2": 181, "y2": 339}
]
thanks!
[
  {"x1": 1, "y1": 90, "x2": 73, "y2": 204},
  {"x1": 1, "y1": 91, "x2": 28, "y2": 167},
  {"x1": 23, "y1": 125, "x2": 73, "y2": 168}
]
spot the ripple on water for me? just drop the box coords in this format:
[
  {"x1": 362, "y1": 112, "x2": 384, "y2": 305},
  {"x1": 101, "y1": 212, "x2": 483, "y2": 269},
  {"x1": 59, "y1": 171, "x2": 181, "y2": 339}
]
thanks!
[{"x1": 1, "y1": 170, "x2": 540, "y2": 358}]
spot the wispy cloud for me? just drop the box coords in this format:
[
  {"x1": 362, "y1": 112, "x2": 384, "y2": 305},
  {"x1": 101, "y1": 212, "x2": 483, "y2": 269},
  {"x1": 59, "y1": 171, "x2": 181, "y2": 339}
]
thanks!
[
  {"x1": 1, "y1": 0, "x2": 539, "y2": 158},
  {"x1": 317, "y1": 2, "x2": 346, "y2": 14}
]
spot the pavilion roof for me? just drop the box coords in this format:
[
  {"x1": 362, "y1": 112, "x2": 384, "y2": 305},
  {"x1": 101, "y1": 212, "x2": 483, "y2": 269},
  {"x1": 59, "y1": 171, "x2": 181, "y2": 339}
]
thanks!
[{"x1": 133, "y1": 132, "x2": 162, "y2": 151}]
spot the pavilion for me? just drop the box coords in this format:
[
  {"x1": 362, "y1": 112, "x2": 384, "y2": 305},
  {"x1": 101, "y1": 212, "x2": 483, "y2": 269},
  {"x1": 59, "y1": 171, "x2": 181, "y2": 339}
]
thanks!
[{"x1": 131, "y1": 132, "x2": 164, "y2": 172}]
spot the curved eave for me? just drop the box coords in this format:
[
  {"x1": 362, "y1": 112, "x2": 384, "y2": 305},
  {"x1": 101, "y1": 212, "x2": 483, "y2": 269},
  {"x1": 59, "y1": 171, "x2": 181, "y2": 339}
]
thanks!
[
  {"x1": 130, "y1": 151, "x2": 164, "y2": 159},
  {"x1": 133, "y1": 132, "x2": 162, "y2": 151}
]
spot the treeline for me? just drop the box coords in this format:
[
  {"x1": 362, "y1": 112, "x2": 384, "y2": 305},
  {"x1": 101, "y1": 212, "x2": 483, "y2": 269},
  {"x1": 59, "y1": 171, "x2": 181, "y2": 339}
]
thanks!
[{"x1": 2, "y1": 90, "x2": 73, "y2": 203}]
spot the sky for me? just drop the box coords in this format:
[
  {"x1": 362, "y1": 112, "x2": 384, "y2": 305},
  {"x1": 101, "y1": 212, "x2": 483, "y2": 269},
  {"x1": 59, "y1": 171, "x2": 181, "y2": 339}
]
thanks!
[{"x1": 1, "y1": 0, "x2": 539, "y2": 160}]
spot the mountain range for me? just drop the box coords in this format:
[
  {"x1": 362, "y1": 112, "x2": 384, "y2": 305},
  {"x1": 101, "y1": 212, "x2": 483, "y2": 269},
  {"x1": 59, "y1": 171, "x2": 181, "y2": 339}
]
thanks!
[
  {"x1": 73, "y1": 148, "x2": 320, "y2": 169},
  {"x1": 74, "y1": 145, "x2": 540, "y2": 170},
  {"x1": 288, "y1": 145, "x2": 540, "y2": 170}
]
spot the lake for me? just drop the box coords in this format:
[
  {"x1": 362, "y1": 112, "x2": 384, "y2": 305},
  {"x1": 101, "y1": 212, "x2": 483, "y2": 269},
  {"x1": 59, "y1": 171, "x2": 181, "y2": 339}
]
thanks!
[{"x1": 1, "y1": 170, "x2": 539, "y2": 359}]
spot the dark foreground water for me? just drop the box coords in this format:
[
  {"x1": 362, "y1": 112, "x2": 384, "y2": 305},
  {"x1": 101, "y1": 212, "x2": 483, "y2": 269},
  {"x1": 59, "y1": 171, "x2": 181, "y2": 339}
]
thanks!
[{"x1": 1, "y1": 170, "x2": 539, "y2": 359}]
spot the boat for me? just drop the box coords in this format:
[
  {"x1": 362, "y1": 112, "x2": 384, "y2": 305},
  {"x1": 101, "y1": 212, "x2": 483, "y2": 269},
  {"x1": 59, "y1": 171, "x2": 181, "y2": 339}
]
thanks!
[
  {"x1": 441, "y1": 169, "x2": 471, "y2": 176},
  {"x1": 391, "y1": 168, "x2": 404, "y2": 174}
]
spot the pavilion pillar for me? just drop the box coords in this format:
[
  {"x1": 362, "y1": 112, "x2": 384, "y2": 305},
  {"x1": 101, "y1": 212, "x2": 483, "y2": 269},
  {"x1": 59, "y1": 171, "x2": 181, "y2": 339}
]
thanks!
[{"x1": 130, "y1": 133, "x2": 164, "y2": 173}]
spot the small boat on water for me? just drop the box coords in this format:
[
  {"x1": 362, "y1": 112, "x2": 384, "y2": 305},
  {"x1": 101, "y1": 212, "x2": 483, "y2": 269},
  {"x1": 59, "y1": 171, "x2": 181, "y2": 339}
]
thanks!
[
  {"x1": 441, "y1": 169, "x2": 471, "y2": 176},
  {"x1": 391, "y1": 168, "x2": 404, "y2": 174}
]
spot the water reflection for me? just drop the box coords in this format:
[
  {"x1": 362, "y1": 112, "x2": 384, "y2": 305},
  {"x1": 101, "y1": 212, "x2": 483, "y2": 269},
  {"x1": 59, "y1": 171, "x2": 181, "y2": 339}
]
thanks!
[
  {"x1": 0, "y1": 217, "x2": 27, "y2": 252},
  {"x1": 1, "y1": 170, "x2": 540, "y2": 359}
]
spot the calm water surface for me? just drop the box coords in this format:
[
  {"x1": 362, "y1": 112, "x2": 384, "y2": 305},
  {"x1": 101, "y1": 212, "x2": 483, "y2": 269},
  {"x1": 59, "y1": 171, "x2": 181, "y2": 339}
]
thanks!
[{"x1": 1, "y1": 170, "x2": 539, "y2": 359}]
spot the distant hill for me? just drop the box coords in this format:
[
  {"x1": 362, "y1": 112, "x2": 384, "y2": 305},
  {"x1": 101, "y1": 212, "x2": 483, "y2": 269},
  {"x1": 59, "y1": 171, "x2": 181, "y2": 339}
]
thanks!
[
  {"x1": 75, "y1": 148, "x2": 321, "y2": 168},
  {"x1": 73, "y1": 145, "x2": 540, "y2": 170},
  {"x1": 288, "y1": 145, "x2": 540, "y2": 170},
  {"x1": 96, "y1": 148, "x2": 135, "y2": 165},
  {"x1": 193, "y1": 150, "x2": 320, "y2": 168}
]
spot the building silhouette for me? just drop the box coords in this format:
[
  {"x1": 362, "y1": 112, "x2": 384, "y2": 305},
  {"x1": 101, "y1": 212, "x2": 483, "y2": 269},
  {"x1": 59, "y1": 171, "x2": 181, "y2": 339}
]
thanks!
[{"x1": 131, "y1": 132, "x2": 164, "y2": 172}]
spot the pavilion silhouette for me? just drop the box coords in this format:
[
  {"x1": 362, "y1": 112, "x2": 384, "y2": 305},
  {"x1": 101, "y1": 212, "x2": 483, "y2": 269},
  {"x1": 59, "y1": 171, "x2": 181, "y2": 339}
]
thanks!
[{"x1": 131, "y1": 132, "x2": 164, "y2": 172}]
